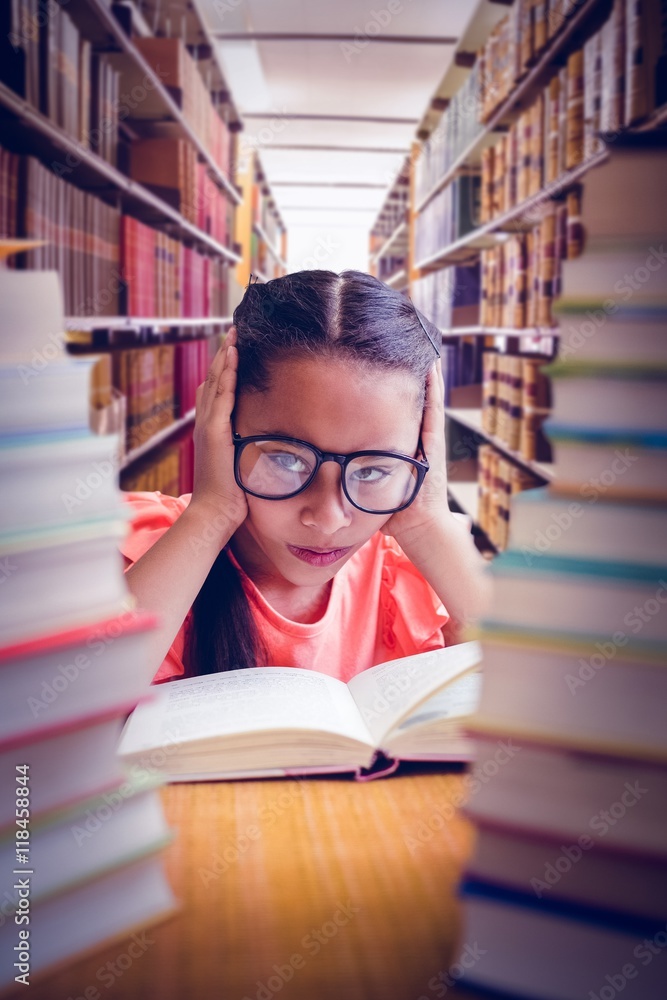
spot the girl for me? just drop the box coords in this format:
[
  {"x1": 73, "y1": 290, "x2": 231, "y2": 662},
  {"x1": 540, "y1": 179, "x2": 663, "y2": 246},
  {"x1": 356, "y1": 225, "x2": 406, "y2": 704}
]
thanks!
[{"x1": 121, "y1": 269, "x2": 491, "y2": 683}]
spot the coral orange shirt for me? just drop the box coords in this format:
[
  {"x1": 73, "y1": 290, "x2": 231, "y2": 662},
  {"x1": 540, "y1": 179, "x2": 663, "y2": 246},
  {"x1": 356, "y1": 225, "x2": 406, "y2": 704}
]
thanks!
[{"x1": 119, "y1": 491, "x2": 450, "y2": 685}]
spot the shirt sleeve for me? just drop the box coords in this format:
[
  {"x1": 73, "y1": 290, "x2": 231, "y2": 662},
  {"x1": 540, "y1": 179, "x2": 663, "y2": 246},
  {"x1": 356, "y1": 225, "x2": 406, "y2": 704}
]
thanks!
[
  {"x1": 378, "y1": 534, "x2": 450, "y2": 661},
  {"x1": 119, "y1": 490, "x2": 193, "y2": 685}
]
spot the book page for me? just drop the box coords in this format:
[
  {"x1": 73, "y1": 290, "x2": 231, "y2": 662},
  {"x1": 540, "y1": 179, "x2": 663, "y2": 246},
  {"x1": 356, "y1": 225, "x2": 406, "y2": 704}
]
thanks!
[
  {"x1": 347, "y1": 641, "x2": 483, "y2": 746},
  {"x1": 118, "y1": 667, "x2": 375, "y2": 757},
  {"x1": 392, "y1": 670, "x2": 483, "y2": 731}
]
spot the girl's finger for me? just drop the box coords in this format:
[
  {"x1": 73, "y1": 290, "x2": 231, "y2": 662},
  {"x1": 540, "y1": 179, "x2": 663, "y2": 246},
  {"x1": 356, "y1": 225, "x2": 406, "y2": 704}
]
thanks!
[
  {"x1": 422, "y1": 362, "x2": 441, "y2": 437},
  {"x1": 207, "y1": 344, "x2": 238, "y2": 434}
]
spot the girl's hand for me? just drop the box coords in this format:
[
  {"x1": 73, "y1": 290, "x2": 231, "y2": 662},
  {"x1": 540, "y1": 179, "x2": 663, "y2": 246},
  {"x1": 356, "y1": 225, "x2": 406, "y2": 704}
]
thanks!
[
  {"x1": 190, "y1": 326, "x2": 249, "y2": 533},
  {"x1": 380, "y1": 357, "x2": 450, "y2": 545}
]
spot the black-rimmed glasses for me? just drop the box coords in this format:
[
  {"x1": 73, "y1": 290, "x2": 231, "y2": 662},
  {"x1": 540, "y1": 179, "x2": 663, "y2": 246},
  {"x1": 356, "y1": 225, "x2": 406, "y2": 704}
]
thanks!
[{"x1": 232, "y1": 431, "x2": 430, "y2": 514}]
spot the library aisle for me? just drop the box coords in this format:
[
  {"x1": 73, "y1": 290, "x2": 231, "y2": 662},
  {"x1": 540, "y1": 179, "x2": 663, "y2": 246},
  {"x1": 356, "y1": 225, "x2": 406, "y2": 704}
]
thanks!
[{"x1": 1, "y1": 0, "x2": 666, "y2": 997}]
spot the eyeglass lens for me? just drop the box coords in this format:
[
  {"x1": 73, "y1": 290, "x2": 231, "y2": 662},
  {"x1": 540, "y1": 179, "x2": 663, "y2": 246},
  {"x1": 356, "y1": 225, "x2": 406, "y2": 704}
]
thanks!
[{"x1": 237, "y1": 439, "x2": 419, "y2": 512}]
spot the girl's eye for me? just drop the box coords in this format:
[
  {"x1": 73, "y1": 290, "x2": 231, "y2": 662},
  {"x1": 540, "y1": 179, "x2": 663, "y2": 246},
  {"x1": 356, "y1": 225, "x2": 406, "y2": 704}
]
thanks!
[
  {"x1": 350, "y1": 466, "x2": 390, "y2": 483},
  {"x1": 269, "y1": 452, "x2": 310, "y2": 474}
]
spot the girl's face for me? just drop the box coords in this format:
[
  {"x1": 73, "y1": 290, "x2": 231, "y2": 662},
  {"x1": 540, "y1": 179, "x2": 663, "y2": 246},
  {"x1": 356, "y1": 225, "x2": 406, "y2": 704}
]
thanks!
[{"x1": 231, "y1": 355, "x2": 423, "y2": 588}]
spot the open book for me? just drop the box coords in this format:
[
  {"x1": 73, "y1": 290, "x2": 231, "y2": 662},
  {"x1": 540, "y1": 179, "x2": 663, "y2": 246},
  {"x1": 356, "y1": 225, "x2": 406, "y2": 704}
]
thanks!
[{"x1": 117, "y1": 641, "x2": 482, "y2": 781}]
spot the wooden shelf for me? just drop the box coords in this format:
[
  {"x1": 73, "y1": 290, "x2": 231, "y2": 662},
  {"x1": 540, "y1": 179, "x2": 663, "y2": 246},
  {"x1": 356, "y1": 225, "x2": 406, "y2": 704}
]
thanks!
[
  {"x1": 121, "y1": 407, "x2": 196, "y2": 470},
  {"x1": 441, "y1": 325, "x2": 559, "y2": 339},
  {"x1": 0, "y1": 82, "x2": 242, "y2": 263},
  {"x1": 371, "y1": 221, "x2": 409, "y2": 265},
  {"x1": 446, "y1": 406, "x2": 554, "y2": 481},
  {"x1": 252, "y1": 222, "x2": 287, "y2": 271},
  {"x1": 66, "y1": 316, "x2": 233, "y2": 332},
  {"x1": 415, "y1": 0, "x2": 611, "y2": 214},
  {"x1": 446, "y1": 459, "x2": 498, "y2": 554},
  {"x1": 66, "y1": 0, "x2": 241, "y2": 206},
  {"x1": 384, "y1": 268, "x2": 408, "y2": 290},
  {"x1": 416, "y1": 150, "x2": 607, "y2": 271},
  {"x1": 447, "y1": 480, "x2": 479, "y2": 521}
]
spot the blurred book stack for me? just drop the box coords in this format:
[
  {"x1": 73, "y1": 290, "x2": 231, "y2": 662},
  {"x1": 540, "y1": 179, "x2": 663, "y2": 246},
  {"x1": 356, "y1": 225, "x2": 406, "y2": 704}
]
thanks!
[
  {"x1": 453, "y1": 137, "x2": 667, "y2": 999},
  {"x1": 0, "y1": 254, "x2": 176, "y2": 989}
]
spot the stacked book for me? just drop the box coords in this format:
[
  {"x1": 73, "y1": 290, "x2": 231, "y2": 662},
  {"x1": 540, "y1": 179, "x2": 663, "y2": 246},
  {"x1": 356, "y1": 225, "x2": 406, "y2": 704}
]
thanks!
[
  {"x1": 453, "y1": 137, "x2": 667, "y2": 1000},
  {"x1": 0, "y1": 259, "x2": 176, "y2": 989}
]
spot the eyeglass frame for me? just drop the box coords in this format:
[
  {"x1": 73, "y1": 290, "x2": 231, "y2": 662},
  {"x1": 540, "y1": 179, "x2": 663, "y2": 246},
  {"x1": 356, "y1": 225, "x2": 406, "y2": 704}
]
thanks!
[{"x1": 231, "y1": 428, "x2": 430, "y2": 514}]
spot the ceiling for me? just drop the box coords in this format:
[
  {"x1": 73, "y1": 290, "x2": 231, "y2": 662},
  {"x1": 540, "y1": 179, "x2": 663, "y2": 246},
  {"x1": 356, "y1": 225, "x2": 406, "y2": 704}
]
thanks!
[{"x1": 196, "y1": 0, "x2": 475, "y2": 272}]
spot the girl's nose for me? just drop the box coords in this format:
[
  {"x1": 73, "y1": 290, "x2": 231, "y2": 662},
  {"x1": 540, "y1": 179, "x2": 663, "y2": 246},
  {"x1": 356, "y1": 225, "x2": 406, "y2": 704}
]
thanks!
[{"x1": 298, "y1": 463, "x2": 353, "y2": 532}]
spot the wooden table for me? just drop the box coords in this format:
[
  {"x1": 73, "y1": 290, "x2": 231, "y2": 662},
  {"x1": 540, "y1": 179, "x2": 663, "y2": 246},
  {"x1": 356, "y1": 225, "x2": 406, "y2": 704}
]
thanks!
[{"x1": 19, "y1": 767, "x2": 490, "y2": 1000}]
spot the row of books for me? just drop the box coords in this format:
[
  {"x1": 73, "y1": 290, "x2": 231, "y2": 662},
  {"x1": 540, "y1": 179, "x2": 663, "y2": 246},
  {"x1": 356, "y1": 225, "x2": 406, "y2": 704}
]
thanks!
[
  {"x1": 478, "y1": 23, "x2": 621, "y2": 224},
  {"x1": 417, "y1": 0, "x2": 664, "y2": 224},
  {"x1": 480, "y1": 190, "x2": 582, "y2": 329},
  {"x1": 376, "y1": 255, "x2": 407, "y2": 283},
  {"x1": 452, "y1": 138, "x2": 667, "y2": 1000},
  {"x1": 121, "y1": 433, "x2": 195, "y2": 497},
  {"x1": 128, "y1": 138, "x2": 233, "y2": 246},
  {"x1": 414, "y1": 173, "x2": 480, "y2": 263},
  {"x1": 371, "y1": 190, "x2": 409, "y2": 242},
  {"x1": 109, "y1": 337, "x2": 218, "y2": 451},
  {"x1": 482, "y1": 351, "x2": 553, "y2": 461},
  {"x1": 121, "y1": 217, "x2": 225, "y2": 318},
  {"x1": 0, "y1": 8, "x2": 234, "y2": 184},
  {"x1": 0, "y1": 2, "x2": 121, "y2": 166},
  {"x1": 0, "y1": 147, "x2": 230, "y2": 318},
  {"x1": 477, "y1": 443, "x2": 543, "y2": 552},
  {"x1": 479, "y1": 0, "x2": 663, "y2": 129},
  {"x1": 411, "y1": 263, "x2": 481, "y2": 331},
  {"x1": 413, "y1": 188, "x2": 582, "y2": 332},
  {"x1": 1, "y1": 150, "x2": 122, "y2": 316},
  {"x1": 0, "y1": 264, "x2": 176, "y2": 987},
  {"x1": 414, "y1": 58, "x2": 484, "y2": 203}
]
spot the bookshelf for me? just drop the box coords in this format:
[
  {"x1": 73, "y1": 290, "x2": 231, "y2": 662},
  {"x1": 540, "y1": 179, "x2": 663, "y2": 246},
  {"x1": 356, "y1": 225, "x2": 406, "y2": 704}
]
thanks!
[
  {"x1": 0, "y1": 0, "x2": 289, "y2": 494},
  {"x1": 369, "y1": 157, "x2": 410, "y2": 290},
  {"x1": 236, "y1": 149, "x2": 288, "y2": 289},
  {"x1": 60, "y1": 0, "x2": 242, "y2": 204},
  {"x1": 374, "y1": 0, "x2": 667, "y2": 552},
  {"x1": 445, "y1": 406, "x2": 554, "y2": 481},
  {"x1": 66, "y1": 316, "x2": 234, "y2": 333},
  {"x1": 0, "y1": 80, "x2": 238, "y2": 260},
  {"x1": 413, "y1": 0, "x2": 612, "y2": 216},
  {"x1": 121, "y1": 406, "x2": 196, "y2": 470}
]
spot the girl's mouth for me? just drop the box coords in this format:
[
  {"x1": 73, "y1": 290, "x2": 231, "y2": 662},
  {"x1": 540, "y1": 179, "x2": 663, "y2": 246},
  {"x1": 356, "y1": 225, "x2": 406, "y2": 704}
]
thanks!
[{"x1": 287, "y1": 544, "x2": 352, "y2": 567}]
